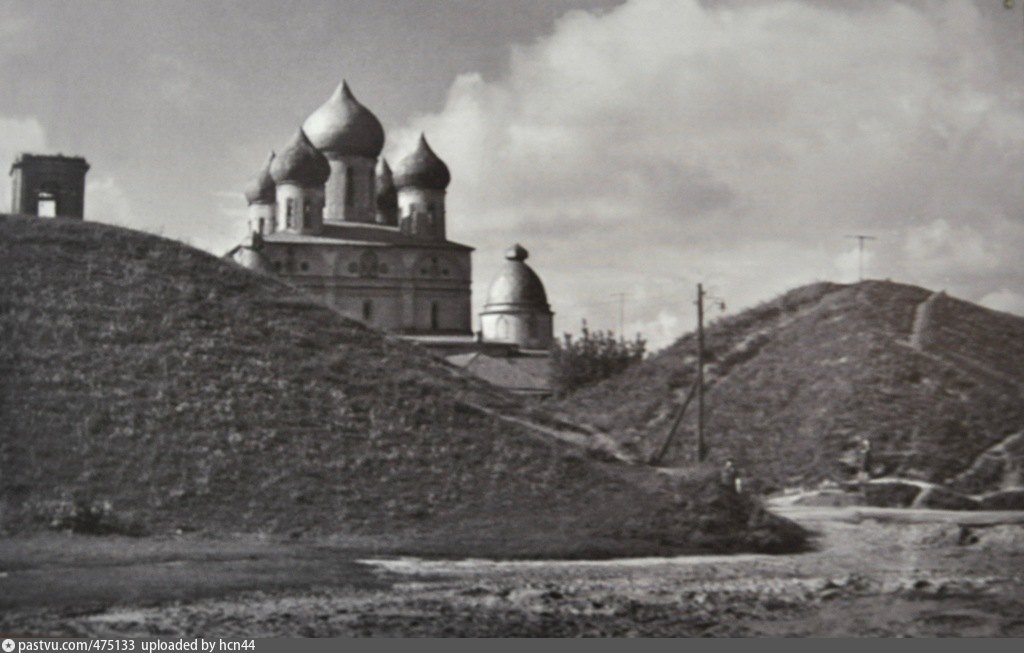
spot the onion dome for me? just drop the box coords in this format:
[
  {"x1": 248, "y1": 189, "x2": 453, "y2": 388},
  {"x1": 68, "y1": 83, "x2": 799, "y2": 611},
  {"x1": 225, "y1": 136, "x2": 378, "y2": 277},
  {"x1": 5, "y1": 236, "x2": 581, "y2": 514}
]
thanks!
[
  {"x1": 269, "y1": 130, "x2": 331, "y2": 187},
  {"x1": 375, "y1": 158, "x2": 398, "y2": 212},
  {"x1": 484, "y1": 244, "x2": 550, "y2": 309},
  {"x1": 393, "y1": 134, "x2": 451, "y2": 190},
  {"x1": 302, "y1": 81, "x2": 385, "y2": 158},
  {"x1": 243, "y1": 151, "x2": 276, "y2": 205},
  {"x1": 235, "y1": 247, "x2": 272, "y2": 274}
]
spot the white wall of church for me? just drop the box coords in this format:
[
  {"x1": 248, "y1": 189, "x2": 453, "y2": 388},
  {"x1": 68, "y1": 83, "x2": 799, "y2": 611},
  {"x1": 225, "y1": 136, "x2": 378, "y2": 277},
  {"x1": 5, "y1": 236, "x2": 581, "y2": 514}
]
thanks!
[
  {"x1": 248, "y1": 203, "x2": 275, "y2": 236},
  {"x1": 413, "y1": 291, "x2": 472, "y2": 332},
  {"x1": 480, "y1": 311, "x2": 553, "y2": 350},
  {"x1": 397, "y1": 188, "x2": 446, "y2": 240},
  {"x1": 258, "y1": 241, "x2": 472, "y2": 334},
  {"x1": 275, "y1": 184, "x2": 324, "y2": 234}
]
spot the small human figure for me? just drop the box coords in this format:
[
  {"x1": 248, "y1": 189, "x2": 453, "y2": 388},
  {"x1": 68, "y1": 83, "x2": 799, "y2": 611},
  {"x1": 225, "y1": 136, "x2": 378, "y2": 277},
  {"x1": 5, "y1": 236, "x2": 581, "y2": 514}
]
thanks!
[
  {"x1": 721, "y1": 459, "x2": 739, "y2": 493},
  {"x1": 857, "y1": 437, "x2": 873, "y2": 482}
]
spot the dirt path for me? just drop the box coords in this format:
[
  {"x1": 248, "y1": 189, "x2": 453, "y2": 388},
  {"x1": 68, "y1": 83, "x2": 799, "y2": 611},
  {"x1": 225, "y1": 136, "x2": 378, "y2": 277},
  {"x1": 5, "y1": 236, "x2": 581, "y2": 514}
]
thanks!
[
  {"x1": 904, "y1": 291, "x2": 1024, "y2": 395},
  {"x1": 0, "y1": 535, "x2": 387, "y2": 613},
  {"x1": 2, "y1": 507, "x2": 1022, "y2": 637},
  {"x1": 459, "y1": 399, "x2": 633, "y2": 462},
  {"x1": 951, "y1": 432, "x2": 1024, "y2": 491},
  {"x1": 908, "y1": 291, "x2": 942, "y2": 351}
]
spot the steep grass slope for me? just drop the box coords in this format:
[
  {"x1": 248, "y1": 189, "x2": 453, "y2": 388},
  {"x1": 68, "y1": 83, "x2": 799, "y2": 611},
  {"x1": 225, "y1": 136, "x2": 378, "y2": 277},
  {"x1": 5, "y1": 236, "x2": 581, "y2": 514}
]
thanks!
[
  {"x1": 0, "y1": 215, "x2": 802, "y2": 556},
  {"x1": 556, "y1": 281, "x2": 1024, "y2": 493}
]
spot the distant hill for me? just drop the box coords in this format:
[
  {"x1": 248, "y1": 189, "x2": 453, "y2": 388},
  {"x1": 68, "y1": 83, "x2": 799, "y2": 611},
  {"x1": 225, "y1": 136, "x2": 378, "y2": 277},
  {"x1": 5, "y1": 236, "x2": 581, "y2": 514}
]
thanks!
[
  {"x1": 0, "y1": 215, "x2": 803, "y2": 556},
  {"x1": 556, "y1": 281, "x2": 1024, "y2": 494}
]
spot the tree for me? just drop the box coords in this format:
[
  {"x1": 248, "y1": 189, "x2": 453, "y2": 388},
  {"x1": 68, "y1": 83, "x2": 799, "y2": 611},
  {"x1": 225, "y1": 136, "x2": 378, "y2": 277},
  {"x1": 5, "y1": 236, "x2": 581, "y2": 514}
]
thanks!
[{"x1": 549, "y1": 320, "x2": 646, "y2": 396}]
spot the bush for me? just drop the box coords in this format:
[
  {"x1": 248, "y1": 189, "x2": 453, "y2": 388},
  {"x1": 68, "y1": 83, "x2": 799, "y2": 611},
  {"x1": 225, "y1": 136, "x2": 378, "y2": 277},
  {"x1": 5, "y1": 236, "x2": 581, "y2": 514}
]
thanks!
[
  {"x1": 550, "y1": 321, "x2": 646, "y2": 396},
  {"x1": 912, "y1": 486, "x2": 979, "y2": 511},
  {"x1": 978, "y1": 489, "x2": 1024, "y2": 510},
  {"x1": 42, "y1": 496, "x2": 147, "y2": 536},
  {"x1": 863, "y1": 480, "x2": 923, "y2": 508}
]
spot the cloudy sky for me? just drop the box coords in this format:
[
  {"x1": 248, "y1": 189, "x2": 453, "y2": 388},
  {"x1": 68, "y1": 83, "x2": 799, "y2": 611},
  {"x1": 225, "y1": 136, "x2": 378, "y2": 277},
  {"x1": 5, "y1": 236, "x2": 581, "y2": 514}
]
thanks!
[{"x1": 2, "y1": 0, "x2": 1023, "y2": 349}]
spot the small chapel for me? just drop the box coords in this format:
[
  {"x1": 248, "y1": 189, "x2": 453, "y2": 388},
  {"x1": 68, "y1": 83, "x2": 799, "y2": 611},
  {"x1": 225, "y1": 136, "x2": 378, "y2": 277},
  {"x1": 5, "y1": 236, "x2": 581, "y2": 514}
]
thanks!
[{"x1": 227, "y1": 81, "x2": 555, "y2": 390}]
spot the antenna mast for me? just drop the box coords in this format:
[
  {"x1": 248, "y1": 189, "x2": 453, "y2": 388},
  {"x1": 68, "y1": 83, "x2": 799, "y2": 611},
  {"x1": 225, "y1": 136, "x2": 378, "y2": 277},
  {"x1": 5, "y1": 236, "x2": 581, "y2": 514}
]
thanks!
[{"x1": 845, "y1": 234, "x2": 877, "y2": 282}]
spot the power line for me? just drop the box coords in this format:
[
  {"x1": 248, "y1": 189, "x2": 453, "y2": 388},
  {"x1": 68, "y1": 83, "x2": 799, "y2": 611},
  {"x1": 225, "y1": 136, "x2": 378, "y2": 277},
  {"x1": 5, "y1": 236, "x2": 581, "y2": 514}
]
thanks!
[
  {"x1": 696, "y1": 283, "x2": 707, "y2": 463},
  {"x1": 648, "y1": 282, "x2": 724, "y2": 466},
  {"x1": 695, "y1": 285, "x2": 725, "y2": 463}
]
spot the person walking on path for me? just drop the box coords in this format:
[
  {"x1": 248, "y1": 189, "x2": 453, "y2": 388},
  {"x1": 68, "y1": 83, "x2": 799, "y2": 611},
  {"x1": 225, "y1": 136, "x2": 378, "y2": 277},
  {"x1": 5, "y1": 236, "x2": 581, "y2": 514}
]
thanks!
[
  {"x1": 857, "y1": 437, "x2": 873, "y2": 482},
  {"x1": 720, "y1": 459, "x2": 740, "y2": 493}
]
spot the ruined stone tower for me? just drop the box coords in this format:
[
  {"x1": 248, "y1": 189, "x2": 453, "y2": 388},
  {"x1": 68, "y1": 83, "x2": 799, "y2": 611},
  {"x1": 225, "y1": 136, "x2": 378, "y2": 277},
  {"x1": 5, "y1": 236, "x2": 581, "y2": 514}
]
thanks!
[{"x1": 9, "y1": 153, "x2": 90, "y2": 219}]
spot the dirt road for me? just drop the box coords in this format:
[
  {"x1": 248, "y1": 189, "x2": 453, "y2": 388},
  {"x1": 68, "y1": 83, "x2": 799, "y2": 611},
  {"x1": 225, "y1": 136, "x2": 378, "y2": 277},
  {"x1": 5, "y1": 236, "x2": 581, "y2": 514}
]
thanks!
[{"x1": 2, "y1": 506, "x2": 1022, "y2": 637}]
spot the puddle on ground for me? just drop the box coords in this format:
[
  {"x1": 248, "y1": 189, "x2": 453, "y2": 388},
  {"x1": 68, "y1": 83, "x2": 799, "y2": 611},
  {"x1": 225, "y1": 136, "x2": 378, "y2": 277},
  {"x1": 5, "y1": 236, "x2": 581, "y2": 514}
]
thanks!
[{"x1": 360, "y1": 553, "x2": 771, "y2": 575}]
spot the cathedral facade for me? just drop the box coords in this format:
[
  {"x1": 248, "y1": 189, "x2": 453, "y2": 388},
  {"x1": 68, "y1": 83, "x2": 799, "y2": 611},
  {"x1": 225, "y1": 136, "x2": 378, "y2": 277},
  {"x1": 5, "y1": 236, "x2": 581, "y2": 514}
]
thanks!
[
  {"x1": 228, "y1": 80, "x2": 553, "y2": 361},
  {"x1": 228, "y1": 82, "x2": 473, "y2": 335}
]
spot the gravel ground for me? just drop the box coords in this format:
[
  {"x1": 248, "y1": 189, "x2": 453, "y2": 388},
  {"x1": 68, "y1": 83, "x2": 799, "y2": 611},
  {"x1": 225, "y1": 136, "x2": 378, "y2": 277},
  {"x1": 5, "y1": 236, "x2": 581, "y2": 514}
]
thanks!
[{"x1": 2, "y1": 507, "x2": 1023, "y2": 637}]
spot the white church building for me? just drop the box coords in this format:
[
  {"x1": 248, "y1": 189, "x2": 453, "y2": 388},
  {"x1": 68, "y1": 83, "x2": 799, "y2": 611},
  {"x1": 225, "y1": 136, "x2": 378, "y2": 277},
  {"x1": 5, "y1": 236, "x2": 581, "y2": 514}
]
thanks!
[{"x1": 227, "y1": 81, "x2": 555, "y2": 391}]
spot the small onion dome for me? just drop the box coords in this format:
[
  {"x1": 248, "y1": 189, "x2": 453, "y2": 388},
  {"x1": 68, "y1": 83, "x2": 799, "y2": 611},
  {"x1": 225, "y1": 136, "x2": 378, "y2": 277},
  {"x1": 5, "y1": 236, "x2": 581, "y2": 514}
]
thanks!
[
  {"x1": 484, "y1": 244, "x2": 550, "y2": 309},
  {"x1": 393, "y1": 134, "x2": 451, "y2": 190},
  {"x1": 375, "y1": 158, "x2": 398, "y2": 210},
  {"x1": 243, "y1": 151, "x2": 276, "y2": 205},
  {"x1": 302, "y1": 81, "x2": 385, "y2": 158},
  {"x1": 236, "y1": 247, "x2": 273, "y2": 274},
  {"x1": 269, "y1": 130, "x2": 331, "y2": 187}
]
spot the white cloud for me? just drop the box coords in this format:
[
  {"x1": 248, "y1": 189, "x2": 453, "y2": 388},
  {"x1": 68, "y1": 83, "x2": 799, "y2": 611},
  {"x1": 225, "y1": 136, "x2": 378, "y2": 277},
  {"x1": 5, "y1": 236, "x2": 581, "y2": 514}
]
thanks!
[
  {"x1": 393, "y1": 0, "x2": 1024, "y2": 349},
  {"x1": 834, "y1": 244, "x2": 876, "y2": 285},
  {"x1": 0, "y1": 4, "x2": 32, "y2": 60},
  {"x1": 85, "y1": 176, "x2": 134, "y2": 226},
  {"x1": 144, "y1": 54, "x2": 217, "y2": 114},
  {"x1": 626, "y1": 309, "x2": 684, "y2": 350},
  {"x1": 979, "y1": 289, "x2": 1024, "y2": 317}
]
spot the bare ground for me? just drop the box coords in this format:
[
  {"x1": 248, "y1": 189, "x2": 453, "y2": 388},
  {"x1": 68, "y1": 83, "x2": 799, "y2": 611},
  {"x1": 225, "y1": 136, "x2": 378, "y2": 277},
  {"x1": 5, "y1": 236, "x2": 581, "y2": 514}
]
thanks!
[{"x1": 1, "y1": 505, "x2": 1022, "y2": 637}]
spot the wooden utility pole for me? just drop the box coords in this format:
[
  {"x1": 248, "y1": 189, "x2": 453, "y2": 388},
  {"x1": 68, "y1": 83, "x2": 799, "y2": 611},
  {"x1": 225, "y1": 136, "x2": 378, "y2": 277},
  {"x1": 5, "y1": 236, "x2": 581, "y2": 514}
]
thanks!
[
  {"x1": 647, "y1": 282, "x2": 722, "y2": 466},
  {"x1": 696, "y1": 283, "x2": 707, "y2": 462},
  {"x1": 845, "y1": 234, "x2": 876, "y2": 282},
  {"x1": 650, "y1": 376, "x2": 699, "y2": 465}
]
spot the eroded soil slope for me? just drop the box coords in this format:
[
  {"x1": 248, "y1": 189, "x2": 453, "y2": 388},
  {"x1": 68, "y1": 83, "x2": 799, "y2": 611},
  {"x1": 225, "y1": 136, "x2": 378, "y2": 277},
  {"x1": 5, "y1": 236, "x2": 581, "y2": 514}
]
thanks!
[
  {"x1": 0, "y1": 215, "x2": 800, "y2": 556},
  {"x1": 557, "y1": 281, "x2": 1024, "y2": 493}
]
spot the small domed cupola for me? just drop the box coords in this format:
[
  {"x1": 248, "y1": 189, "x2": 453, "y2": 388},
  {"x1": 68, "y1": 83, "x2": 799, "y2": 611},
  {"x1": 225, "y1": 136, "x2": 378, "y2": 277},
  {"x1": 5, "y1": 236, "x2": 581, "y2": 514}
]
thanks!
[
  {"x1": 243, "y1": 151, "x2": 276, "y2": 205},
  {"x1": 302, "y1": 81, "x2": 385, "y2": 158},
  {"x1": 270, "y1": 131, "x2": 329, "y2": 235},
  {"x1": 245, "y1": 151, "x2": 278, "y2": 237},
  {"x1": 269, "y1": 130, "x2": 330, "y2": 187},
  {"x1": 480, "y1": 244, "x2": 553, "y2": 349},
  {"x1": 393, "y1": 134, "x2": 451, "y2": 190},
  {"x1": 485, "y1": 244, "x2": 550, "y2": 309}
]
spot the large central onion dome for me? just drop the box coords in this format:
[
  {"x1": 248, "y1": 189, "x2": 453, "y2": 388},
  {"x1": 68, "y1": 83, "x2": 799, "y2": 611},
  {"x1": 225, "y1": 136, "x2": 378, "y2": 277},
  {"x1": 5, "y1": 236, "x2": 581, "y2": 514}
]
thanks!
[
  {"x1": 269, "y1": 130, "x2": 331, "y2": 187},
  {"x1": 484, "y1": 244, "x2": 550, "y2": 309},
  {"x1": 393, "y1": 134, "x2": 451, "y2": 190},
  {"x1": 302, "y1": 81, "x2": 385, "y2": 158},
  {"x1": 243, "y1": 151, "x2": 276, "y2": 205}
]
